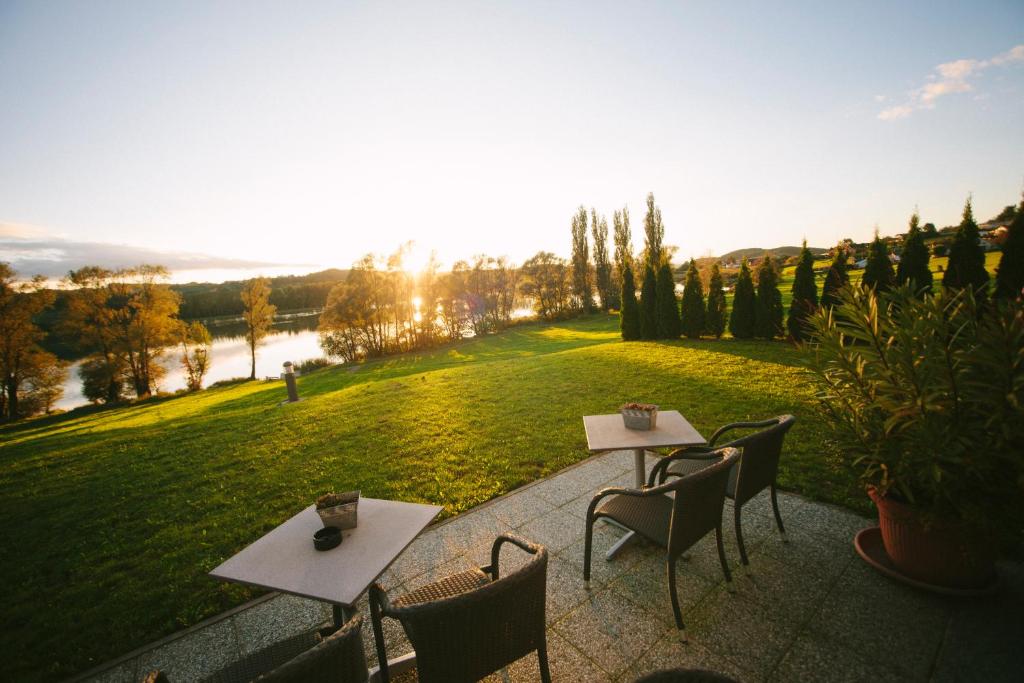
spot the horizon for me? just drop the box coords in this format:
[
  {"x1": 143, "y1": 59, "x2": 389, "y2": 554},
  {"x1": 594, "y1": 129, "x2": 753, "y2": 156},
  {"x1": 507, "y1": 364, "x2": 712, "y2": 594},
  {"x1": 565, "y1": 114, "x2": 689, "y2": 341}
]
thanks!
[{"x1": 2, "y1": 1, "x2": 1023, "y2": 282}]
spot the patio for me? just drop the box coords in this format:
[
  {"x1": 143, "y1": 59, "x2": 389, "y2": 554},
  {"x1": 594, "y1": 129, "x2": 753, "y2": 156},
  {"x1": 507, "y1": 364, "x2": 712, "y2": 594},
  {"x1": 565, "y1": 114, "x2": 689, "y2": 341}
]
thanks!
[{"x1": 80, "y1": 450, "x2": 1023, "y2": 683}]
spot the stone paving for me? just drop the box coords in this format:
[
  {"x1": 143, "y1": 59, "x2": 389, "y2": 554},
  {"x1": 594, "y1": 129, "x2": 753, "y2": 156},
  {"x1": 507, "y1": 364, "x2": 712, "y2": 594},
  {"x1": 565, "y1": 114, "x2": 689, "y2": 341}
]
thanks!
[{"x1": 80, "y1": 451, "x2": 1024, "y2": 683}]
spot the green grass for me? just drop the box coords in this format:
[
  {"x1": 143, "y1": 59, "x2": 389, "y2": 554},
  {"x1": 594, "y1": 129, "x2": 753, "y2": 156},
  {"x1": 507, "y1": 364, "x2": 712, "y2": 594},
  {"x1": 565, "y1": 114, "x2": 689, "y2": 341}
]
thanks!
[{"x1": 2, "y1": 315, "x2": 858, "y2": 681}]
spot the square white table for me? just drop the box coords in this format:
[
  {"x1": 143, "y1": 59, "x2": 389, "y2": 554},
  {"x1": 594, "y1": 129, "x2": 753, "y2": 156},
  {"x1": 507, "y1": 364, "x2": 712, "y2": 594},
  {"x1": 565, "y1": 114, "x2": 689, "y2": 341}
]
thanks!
[{"x1": 583, "y1": 410, "x2": 706, "y2": 558}]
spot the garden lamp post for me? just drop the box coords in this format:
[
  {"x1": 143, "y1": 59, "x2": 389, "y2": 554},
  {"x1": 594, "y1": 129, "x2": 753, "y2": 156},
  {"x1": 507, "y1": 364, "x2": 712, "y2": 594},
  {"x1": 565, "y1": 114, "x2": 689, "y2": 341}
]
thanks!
[{"x1": 283, "y1": 361, "x2": 300, "y2": 403}]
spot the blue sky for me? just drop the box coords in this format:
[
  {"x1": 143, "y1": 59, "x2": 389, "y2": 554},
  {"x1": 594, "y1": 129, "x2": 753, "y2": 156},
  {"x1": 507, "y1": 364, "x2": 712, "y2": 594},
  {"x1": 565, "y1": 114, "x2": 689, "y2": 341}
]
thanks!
[{"x1": 1, "y1": 1, "x2": 1022, "y2": 278}]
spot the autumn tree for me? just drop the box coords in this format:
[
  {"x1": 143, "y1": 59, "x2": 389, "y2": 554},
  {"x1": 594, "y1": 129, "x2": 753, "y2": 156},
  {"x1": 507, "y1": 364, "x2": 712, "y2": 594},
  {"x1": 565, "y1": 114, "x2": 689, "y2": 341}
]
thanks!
[
  {"x1": 729, "y1": 258, "x2": 756, "y2": 339},
  {"x1": 570, "y1": 206, "x2": 593, "y2": 312},
  {"x1": 895, "y1": 210, "x2": 933, "y2": 295},
  {"x1": 787, "y1": 241, "x2": 818, "y2": 341},
  {"x1": 612, "y1": 206, "x2": 632, "y2": 305},
  {"x1": 656, "y1": 262, "x2": 681, "y2": 338},
  {"x1": 943, "y1": 197, "x2": 990, "y2": 299},
  {"x1": 705, "y1": 262, "x2": 727, "y2": 338},
  {"x1": 591, "y1": 208, "x2": 615, "y2": 310},
  {"x1": 862, "y1": 230, "x2": 895, "y2": 293},
  {"x1": 620, "y1": 262, "x2": 641, "y2": 340},
  {"x1": 821, "y1": 248, "x2": 850, "y2": 309},
  {"x1": 519, "y1": 251, "x2": 571, "y2": 319},
  {"x1": 680, "y1": 259, "x2": 705, "y2": 339},
  {"x1": 241, "y1": 276, "x2": 276, "y2": 380},
  {"x1": 0, "y1": 263, "x2": 56, "y2": 419},
  {"x1": 23, "y1": 351, "x2": 67, "y2": 414},
  {"x1": 180, "y1": 321, "x2": 212, "y2": 391},
  {"x1": 64, "y1": 267, "x2": 127, "y2": 403},
  {"x1": 754, "y1": 255, "x2": 783, "y2": 340},
  {"x1": 995, "y1": 195, "x2": 1024, "y2": 300},
  {"x1": 640, "y1": 265, "x2": 658, "y2": 340},
  {"x1": 641, "y1": 192, "x2": 665, "y2": 271}
]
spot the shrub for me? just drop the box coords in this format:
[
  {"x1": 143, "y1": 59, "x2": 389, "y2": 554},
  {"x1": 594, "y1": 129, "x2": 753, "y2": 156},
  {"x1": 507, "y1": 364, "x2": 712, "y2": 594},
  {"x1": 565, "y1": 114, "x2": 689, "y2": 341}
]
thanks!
[
  {"x1": 943, "y1": 197, "x2": 989, "y2": 298},
  {"x1": 995, "y1": 197, "x2": 1024, "y2": 301},
  {"x1": 620, "y1": 263, "x2": 641, "y2": 340},
  {"x1": 862, "y1": 231, "x2": 895, "y2": 293},
  {"x1": 820, "y1": 248, "x2": 849, "y2": 309},
  {"x1": 729, "y1": 258, "x2": 756, "y2": 339},
  {"x1": 895, "y1": 211, "x2": 933, "y2": 295},
  {"x1": 786, "y1": 242, "x2": 818, "y2": 341},
  {"x1": 705, "y1": 262, "x2": 726, "y2": 338},
  {"x1": 655, "y1": 263, "x2": 681, "y2": 338},
  {"x1": 639, "y1": 265, "x2": 658, "y2": 340},
  {"x1": 754, "y1": 255, "x2": 783, "y2": 339},
  {"x1": 679, "y1": 259, "x2": 705, "y2": 339}
]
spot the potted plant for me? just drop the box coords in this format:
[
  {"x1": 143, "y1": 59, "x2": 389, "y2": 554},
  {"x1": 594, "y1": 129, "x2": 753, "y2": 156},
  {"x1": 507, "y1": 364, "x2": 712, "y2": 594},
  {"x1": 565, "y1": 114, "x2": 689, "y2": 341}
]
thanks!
[
  {"x1": 809, "y1": 284, "x2": 1023, "y2": 589},
  {"x1": 621, "y1": 403, "x2": 658, "y2": 430},
  {"x1": 316, "y1": 491, "x2": 360, "y2": 530}
]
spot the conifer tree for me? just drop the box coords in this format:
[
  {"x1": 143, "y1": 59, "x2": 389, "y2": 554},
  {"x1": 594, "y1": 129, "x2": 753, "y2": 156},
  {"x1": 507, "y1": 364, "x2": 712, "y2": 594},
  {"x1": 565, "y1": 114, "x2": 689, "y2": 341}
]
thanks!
[
  {"x1": 639, "y1": 265, "x2": 658, "y2": 340},
  {"x1": 895, "y1": 211, "x2": 933, "y2": 295},
  {"x1": 570, "y1": 206, "x2": 593, "y2": 311},
  {"x1": 754, "y1": 255, "x2": 783, "y2": 339},
  {"x1": 619, "y1": 262, "x2": 642, "y2": 340},
  {"x1": 680, "y1": 259, "x2": 706, "y2": 339},
  {"x1": 591, "y1": 208, "x2": 615, "y2": 310},
  {"x1": 821, "y1": 248, "x2": 850, "y2": 308},
  {"x1": 729, "y1": 258, "x2": 756, "y2": 339},
  {"x1": 787, "y1": 241, "x2": 818, "y2": 341},
  {"x1": 995, "y1": 195, "x2": 1024, "y2": 300},
  {"x1": 655, "y1": 263, "x2": 681, "y2": 338},
  {"x1": 943, "y1": 197, "x2": 990, "y2": 298},
  {"x1": 705, "y1": 262, "x2": 726, "y2": 338},
  {"x1": 642, "y1": 192, "x2": 665, "y2": 271},
  {"x1": 612, "y1": 206, "x2": 632, "y2": 296},
  {"x1": 862, "y1": 230, "x2": 895, "y2": 293}
]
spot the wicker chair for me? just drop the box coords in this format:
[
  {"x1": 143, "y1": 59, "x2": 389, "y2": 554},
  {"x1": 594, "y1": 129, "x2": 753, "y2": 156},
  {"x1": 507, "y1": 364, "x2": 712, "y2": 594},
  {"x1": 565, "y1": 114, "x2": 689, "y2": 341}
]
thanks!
[
  {"x1": 655, "y1": 415, "x2": 795, "y2": 566},
  {"x1": 584, "y1": 448, "x2": 741, "y2": 640},
  {"x1": 369, "y1": 533, "x2": 549, "y2": 683}
]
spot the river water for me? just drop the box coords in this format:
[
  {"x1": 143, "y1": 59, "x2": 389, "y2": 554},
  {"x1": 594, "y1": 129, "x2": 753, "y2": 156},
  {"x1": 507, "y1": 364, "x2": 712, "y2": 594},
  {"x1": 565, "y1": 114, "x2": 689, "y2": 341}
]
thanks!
[{"x1": 56, "y1": 314, "x2": 325, "y2": 411}]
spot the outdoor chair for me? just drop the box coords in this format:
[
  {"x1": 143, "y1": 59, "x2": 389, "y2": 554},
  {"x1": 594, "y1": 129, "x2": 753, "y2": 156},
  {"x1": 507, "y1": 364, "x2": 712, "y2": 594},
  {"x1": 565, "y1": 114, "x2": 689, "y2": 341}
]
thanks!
[
  {"x1": 369, "y1": 532, "x2": 550, "y2": 683},
  {"x1": 584, "y1": 448, "x2": 741, "y2": 640},
  {"x1": 655, "y1": 415, "x2": 796, "y2": 566}
]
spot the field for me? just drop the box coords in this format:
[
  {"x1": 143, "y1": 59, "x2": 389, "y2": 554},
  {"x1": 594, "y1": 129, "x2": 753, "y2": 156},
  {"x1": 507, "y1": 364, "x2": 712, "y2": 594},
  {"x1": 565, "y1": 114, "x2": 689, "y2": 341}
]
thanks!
[{"x1": 0, "y1": 313, "x2": 860, "y2": 682}]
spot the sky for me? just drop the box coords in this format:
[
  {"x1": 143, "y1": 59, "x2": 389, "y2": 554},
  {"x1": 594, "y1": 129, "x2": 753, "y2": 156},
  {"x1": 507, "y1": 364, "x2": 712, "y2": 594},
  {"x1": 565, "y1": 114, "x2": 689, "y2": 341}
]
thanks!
[{"x1": 1, "y1": 1, "x2": 1022, "y2": 280}]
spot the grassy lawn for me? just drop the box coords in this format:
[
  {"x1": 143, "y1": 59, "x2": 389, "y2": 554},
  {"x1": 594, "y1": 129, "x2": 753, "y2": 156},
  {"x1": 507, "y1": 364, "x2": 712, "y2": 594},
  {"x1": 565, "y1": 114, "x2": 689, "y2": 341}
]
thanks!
[{"x1": 4, "y1": 314, "x2": 857, "y2": 681}]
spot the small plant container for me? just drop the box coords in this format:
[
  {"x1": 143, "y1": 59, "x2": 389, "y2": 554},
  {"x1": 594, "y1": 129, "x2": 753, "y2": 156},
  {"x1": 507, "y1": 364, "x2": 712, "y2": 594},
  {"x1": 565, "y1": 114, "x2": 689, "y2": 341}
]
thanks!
[
  {"x1": 316, "y1": 490, "x2": 360, "y2": 530},
  {"x1": 621, "y1": 403, "x2": 658, "y2": 431}
]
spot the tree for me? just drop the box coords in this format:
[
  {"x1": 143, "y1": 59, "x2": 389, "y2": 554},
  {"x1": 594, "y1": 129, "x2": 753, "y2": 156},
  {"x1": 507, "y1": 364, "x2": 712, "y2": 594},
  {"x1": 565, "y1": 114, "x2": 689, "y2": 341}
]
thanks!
[
  {"x1": 180, "y1": 321, "x2": 212, "y2": 391},
  {"x1": 620, "y1": 262, "x2": 641, "y2": 340},
  {"x1": 22, "y1": 351, "x2": 67, "y2": 415},
  {"x1": 705, "y1": 262, "x2": 727, "y2": 338},
  {"x1": 64, "y1": 267, "x2": 129, "y2": 403},
  {"x1": 729, "y1": 258, "x2": 756, "y2": 339},
  {"x1": 591, "y1": 209, "x2": 615, "y2": 310},
  {"x1": 995, "y1": 195, "x2": 1024, "y2": 300},
  {"x1": 754, "y1": 255, "x2": 783, "y2": 339},
  {"x1": 787, "y1": 241, "x2": 818, "y2": 341},
  {"x1": 923, "y1": 222, "x2": 938, "y2": 237},
  {"x1": 519, "y1": 251, "x2": 571, "y2": 319},
  {"x1": 641, "y1": 192, "x2": 665, "y2": 271},
  {"x1": 862, "y1": 230, "x2": 895, "y2": 293},
  {"x1": 680, "y1": 259, "x2": 705, "y2": 339},
  {"x1": 895, "y1": 211, "x2": 933, "y2": 295},
  {"x1": 570, "y1": 206, "x2": 593, "y2": 312},
  {"x1": 0, "y1": 263, "x2": 55, "y2": 419},
  {"x1": 612, "y1": 206, "x2": 632, "y2": 303},
  {"x1": 656, "y1": 262, "x2": 681, "y2": 338},
  {"x1": 943, "y1": 197, "x2": 990, "y2": 298},
  {"x1": 639, "y1": 265, "x2": 658, "y2": 340},
  {"x1": 241, "y1": 277, "x2": 276, "y2": 380},
  {"x1": 821, "y1": 248, "x2": 850, "y2": 309}
]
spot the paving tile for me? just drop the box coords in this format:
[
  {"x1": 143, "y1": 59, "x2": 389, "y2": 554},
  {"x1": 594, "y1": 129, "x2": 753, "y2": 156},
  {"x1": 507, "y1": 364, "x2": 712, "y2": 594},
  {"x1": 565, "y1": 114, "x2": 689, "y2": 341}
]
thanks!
[
  {"x1": 558, "y1": 522, "x2": 656, "y2": 588},
  {"x1": 606, "y1": 553, "x2": 717, "y2": 629},
  {"x1": 231, "y1": 594, "x2": 330, "y2": 657},
  {"x1": 686, "y1": 588, "x2": 798, "y2": 679},
  {"x1": 736, "y1": 488, "x2": 808, "y2": 524},
  {"x1": 768, "y1": 627, "x2": 906, "y2": 683},
  {"x1": 789, "y1": 501, "x2": 871, "y2": 544},
  {"x1": 86, "y1": 659, "x2": 138, "y2": 683},
  {"x1": 489, "y1": 488, "x2": 556, "y2": 529},
  {"x1": 134, "y1": 613, "x2": 240, "y2": 682},
  {"x1": 519, "y1": 505, "x2": 591, "y2": 554},
  {"x1": 674, "y1": 526, "x2": 767, "y2": 585},
  {"x1": 351, "y1": 593, "x2": 412, "y2": 669},
  {"x1": 758, "y1": 523, "x2": 856, "y2": 582},
  {"x1": 598, "y1": 449, "x2": 640, "y2": 475},
  {"x1": 726, "y1": 551, "x2": 834, "y2": 625},
  {"x1": 428, "y1": 507, "x2": 511, "y2": 557},
  {"x1": 554, "y1": 587, "x2": 672, "y2": 679},
  {"x1": 562, "y1": 457, "x2": 626, "y2": 490},
  {"x1": 619, "y1": 633, "x2": 754, "y2": 683},
  {"x1": 545, "y1": 554, "x2": 603, "y2": 624},
  {"x1": 558, "y1": 490, "x2": 601, "y2": 521},
  {"x1": 531, "y1": 471, "x2": 597, "y2": 508},
  {"x1": 380, "y1": 532, "x2": 454, "y2": 587},
  {"x1": 482, "y1": 631, "x2": 611, "y2": 682}
]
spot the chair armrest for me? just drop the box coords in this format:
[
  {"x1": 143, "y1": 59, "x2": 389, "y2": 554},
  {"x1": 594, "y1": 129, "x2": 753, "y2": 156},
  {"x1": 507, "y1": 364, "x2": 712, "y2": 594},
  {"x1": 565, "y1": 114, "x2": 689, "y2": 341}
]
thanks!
[
  {"x1": 585, "y1": 480, "x2": 680, "y2": 522},
  {"x1": 369, "y1": 582, "x2": 394, "y2": 618},
  {"x1": 648, "y1": 446, "x2": 718, "y2": 486},
  {"x1": 483, "y1": 532, "x2": 545, "y2": 580},
  {"x1": 708, "y1": 418, "x2": 779, "y2": 446}
]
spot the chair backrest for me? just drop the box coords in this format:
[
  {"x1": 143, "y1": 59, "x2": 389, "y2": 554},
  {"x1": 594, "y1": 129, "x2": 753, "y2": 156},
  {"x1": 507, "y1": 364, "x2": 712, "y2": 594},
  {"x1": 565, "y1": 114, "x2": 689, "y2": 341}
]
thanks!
[
  {"x1": 254, "y1": 613, "x2": 368, "y2": 683},
  {"x1": 386, "y1": 535, "x2": 547, "y2": 683},
  {"x1": 667, "y1": 449, "x2": 741, "y2": 560},
  {"x1": 730, "y1": 415, "x2": 796, "y2": 506}
]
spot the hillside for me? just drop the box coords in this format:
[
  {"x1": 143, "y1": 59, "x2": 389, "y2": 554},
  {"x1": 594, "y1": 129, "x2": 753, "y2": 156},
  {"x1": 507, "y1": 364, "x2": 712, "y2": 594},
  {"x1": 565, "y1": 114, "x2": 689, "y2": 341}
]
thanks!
[{"x1": 718, "y1": 245, "x2": 827, "y2": 262}]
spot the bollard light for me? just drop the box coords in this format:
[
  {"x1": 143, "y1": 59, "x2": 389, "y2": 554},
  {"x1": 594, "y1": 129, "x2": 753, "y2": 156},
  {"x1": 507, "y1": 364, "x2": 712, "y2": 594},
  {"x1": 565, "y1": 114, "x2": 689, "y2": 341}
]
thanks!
[{"x1": 283, "y1": 361, "x2": 300, "y2": 403}]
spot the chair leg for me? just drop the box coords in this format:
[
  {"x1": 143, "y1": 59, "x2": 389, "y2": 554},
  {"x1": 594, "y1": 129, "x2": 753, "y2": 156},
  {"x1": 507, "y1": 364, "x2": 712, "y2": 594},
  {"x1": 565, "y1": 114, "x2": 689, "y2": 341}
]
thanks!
[
  {"x1": 666, "y1": 558, "x2": 687, "y2": 640},
  {"x1": 583, "y1": 513, "x2": 594, "y2": 589},
  {"x1": 715, "y1": 524, "x2": 733, "y2": 592},
  {"x1": 369, "y1": 590, "x2": 390, "y2": 683},
  {"x1": 770, "y1": 484, "x2": 788, "y2": 542},
  {"x1": 537, "y1": 641, "x2": 552, "y2": 683},
  {"x1": 734, "y1": 504, "x2": 749, "y2": 566}
]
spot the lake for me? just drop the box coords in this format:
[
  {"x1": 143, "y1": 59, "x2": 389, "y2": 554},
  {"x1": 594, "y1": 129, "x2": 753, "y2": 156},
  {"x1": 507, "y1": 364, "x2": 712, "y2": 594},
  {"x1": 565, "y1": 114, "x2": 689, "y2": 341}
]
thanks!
[{"x1": 56, "y1": 313, "x2": 325, "y2": 411}]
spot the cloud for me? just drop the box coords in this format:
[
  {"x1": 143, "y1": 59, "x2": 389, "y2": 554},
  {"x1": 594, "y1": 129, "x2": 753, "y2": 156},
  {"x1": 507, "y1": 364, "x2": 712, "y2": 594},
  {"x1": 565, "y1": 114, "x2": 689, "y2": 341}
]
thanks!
[
  {"x1": 0, "y1": 224, "x2": 288, "y2": 278},
  {"x1": 877, "y1": 44, "x2": 1024, "y2": 120}
]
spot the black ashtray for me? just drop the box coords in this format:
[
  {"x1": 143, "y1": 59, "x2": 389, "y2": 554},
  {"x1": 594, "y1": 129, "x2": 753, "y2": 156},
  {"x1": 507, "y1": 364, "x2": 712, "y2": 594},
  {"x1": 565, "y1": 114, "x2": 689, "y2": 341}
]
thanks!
[{"x1": 313, "y1": 526, "x2": 342, "y2": 551}]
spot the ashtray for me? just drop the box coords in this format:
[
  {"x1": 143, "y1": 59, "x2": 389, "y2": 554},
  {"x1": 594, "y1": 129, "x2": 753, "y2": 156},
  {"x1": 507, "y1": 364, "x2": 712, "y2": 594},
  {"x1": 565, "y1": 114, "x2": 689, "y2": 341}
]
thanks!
[{"x1": 313, "y1": 526, "x2": 342, "y2": 551}]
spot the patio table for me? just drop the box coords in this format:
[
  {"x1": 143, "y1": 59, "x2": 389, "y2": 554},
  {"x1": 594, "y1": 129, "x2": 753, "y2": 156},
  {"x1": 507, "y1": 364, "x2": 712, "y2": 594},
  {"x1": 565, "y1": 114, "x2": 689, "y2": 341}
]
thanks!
[
  {"x1": 583, "y1": 410, "x2": 706, "y2": 558},
  {"x1": 210, "y1": 497, "x2": 441, "y2": 677}
]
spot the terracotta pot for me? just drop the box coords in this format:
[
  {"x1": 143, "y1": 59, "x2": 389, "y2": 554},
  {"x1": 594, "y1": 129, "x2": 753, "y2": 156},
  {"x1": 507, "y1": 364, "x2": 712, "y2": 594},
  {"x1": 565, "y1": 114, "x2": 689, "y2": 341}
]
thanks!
[{"x1": 868, "y1": 486, "x2": 995, "y2": 589}]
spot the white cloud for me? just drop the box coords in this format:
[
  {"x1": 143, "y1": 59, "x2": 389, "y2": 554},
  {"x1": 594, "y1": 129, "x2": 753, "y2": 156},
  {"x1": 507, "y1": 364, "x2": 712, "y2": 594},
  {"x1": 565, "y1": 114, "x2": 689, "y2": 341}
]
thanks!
[{"x1": 877, "y1": 44, "x2": 1024, "y2": 120}]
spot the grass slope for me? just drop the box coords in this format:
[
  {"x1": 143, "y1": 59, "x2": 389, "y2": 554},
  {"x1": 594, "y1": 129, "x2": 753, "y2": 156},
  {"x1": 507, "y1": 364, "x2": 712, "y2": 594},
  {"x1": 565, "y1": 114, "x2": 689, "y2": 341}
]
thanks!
[{"x1": 2, "y1": 315, "x2": 853, "y2": 681}]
